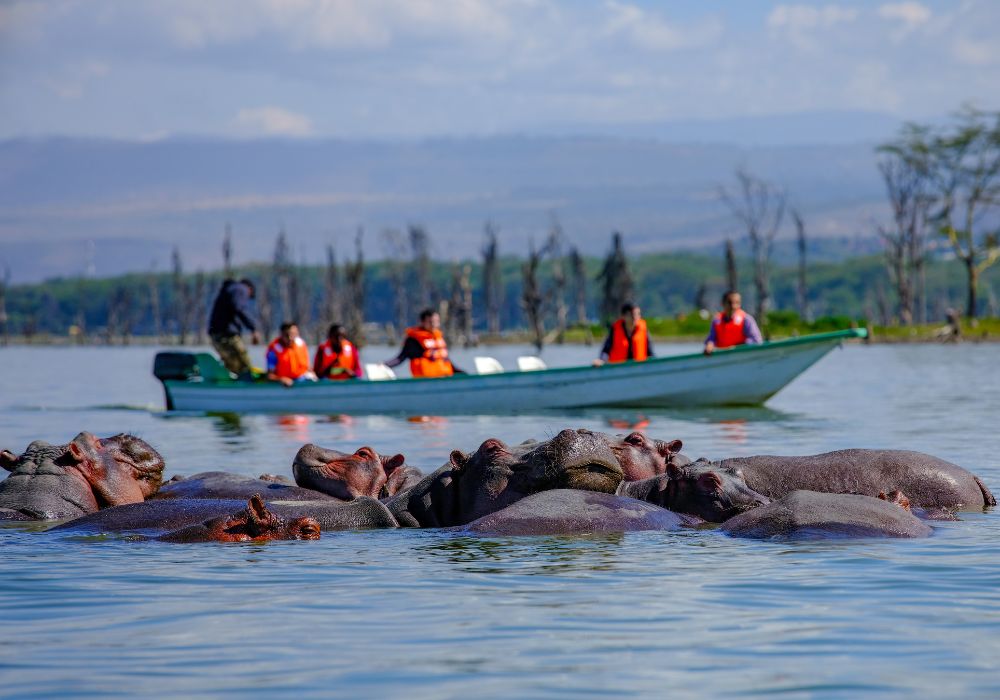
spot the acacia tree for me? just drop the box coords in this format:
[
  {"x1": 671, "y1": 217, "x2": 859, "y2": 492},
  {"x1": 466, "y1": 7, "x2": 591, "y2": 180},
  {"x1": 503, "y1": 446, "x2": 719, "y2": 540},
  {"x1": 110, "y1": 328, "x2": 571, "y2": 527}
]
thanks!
[
  {"x1": 921, "y1": 109, "x2": 1000, "y2": 319},
  {"x1": 720, "y1": 168, "x2": 786, "y2": 325}
]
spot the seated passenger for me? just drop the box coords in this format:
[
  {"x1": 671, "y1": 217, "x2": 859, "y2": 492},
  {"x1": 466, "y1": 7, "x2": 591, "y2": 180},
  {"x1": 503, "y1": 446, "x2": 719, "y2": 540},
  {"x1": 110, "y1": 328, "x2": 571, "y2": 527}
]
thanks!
[
  {"x1": 704, "y1": 290, "x2": 763, "y2": 355},
  {"x1": 313, "y1": 323, "x2": 362, "y2": 380},
  {"x1": 384, "y1": 308, "x2": 464, "y2": 378},
  {"x1": 266, "y1": 322, "x2": 317, "y2": 386},
  {"x1": 593, "y1": 302, "x2": 654, "y2": 366}
]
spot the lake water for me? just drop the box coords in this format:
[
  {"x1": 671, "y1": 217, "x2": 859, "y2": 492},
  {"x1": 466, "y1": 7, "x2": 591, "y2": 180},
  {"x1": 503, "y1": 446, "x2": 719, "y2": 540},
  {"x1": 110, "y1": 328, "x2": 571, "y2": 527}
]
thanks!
[{"x1": 1, "y1": 341, "x2": 998, "y2": 698}]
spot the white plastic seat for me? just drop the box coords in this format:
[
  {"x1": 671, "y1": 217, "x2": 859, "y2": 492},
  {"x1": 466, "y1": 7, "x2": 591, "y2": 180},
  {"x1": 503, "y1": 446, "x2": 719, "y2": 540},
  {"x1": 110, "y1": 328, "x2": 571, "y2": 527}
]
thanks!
[
  {"x1": 474, "y1": 356, "x2": 505, "y2": 375},
  {"x1": 365, "y1": 363, "x2": 397, "y2": 381},
  {"x1": 517, "y1": 356, "x2": 547, "y2": 371}
]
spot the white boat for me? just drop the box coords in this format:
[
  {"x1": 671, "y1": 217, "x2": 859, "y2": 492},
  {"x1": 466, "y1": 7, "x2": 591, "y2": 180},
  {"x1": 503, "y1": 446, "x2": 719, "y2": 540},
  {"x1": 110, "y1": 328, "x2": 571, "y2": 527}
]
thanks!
[{"x1": 153, "y1": 329, "x2": 865, "y2": 414}]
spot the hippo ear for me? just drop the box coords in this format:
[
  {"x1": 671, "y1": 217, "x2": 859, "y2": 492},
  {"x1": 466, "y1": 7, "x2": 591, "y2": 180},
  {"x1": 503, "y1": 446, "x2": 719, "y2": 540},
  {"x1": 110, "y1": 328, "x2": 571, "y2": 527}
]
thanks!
[
  {"x1": 449, "y1": 450, "x2": 468, "y2": 472},
  {"x1": 1, "y1": 450, "x2": 17, "y2": 472},
  {"x1": 656, "y1": 439, "x2": 683, "y2": 457},
  {"x1": 877, "y1": 491, "x2": 888, "y2": 501},
  {"x1": 696, "y1": 471, "x2": 723, "y2": 493},
  {"x1": 665, "y1": 462, "x2": 684, "y2": 480},
  {"x1": 382, "y1": 454, "x2": 405, "y2": 475}
]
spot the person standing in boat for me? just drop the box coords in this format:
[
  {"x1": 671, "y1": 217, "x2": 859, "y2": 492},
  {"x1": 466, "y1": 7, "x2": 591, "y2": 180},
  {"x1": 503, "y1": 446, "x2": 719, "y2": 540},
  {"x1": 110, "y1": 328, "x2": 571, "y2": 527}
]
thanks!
[
  {"x1": 593, "y1": 302, "x2": 654, "y2": 366},
  {"x1": 266, "y1": 322, "x2": 317, "y2": 386},
  {"x1": 207, "y1": 278, "x2": 260, "y2": 380},
  {"x1": 384, "y1": 308, "x2": 465, "y2": 378},
  {"x1": 704, "y1": 290, "x2": 762, "y2": 355},
  {"x1": 314, "y1": 323, "x2": 362, "y2": 380}
]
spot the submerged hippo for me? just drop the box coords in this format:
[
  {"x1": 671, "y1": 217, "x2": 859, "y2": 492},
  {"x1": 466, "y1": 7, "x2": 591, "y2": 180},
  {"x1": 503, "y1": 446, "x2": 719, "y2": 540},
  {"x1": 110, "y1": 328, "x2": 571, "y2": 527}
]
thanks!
[
  {"x1": 720, "y1": 490, "x2": 933, "y2": 539},
  {"x1": 598, "y1": 431, "x2": 691, "y2": 481},
  {"x1": 716, "y1": 449, "x2": 996, "y2": 512},
  {"x1": 293, "y1": 444, "x2": 405, "y2": 500},
  {"x1": 386, "y1": 429, "x2": 625, "y2": 528},
  {"x1": 616, "y1": 460, "x2": 769, "y2": 522},
  {"x1": 0, "y1": 433, "x2": 165, "y2": 520},
  {"x1": 52, "y1": 495, "x2": 397, "y2": 535},
  {"x1": 154, "y1": 471, "x2": 339, "y2": 502},
  {"x1": 459, "y1": 489, "x2": 701, "y2": 536},
  {"x1": 156, "y1": 495, "x2": 322, "y2": 543}
]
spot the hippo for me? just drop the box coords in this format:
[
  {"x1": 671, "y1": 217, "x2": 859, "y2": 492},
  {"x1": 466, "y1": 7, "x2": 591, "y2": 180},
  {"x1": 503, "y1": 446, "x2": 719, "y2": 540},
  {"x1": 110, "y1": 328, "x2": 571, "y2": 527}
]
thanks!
[
  {"x1": 458, "y1": 489, "x2": 701, "y2": 536},
  {"x1": 155, "y1": 495, "x2": 321, "y2": 543},
  {"x1": 293, "y1": 444, "x2": 405, "y2": 500},
  {"x1": 615, "y1": 460, "x2": 769, "y2": 522},
  {"x1": 52, "y1": 495, "x2": 397, "y2": 535},
  {"x1": 715, "y1": 449, "x2": 996, "y2": 512},
  {"x1": 154, "y1": 471, "x2": 339, "y2": 502},
  {"x1": 720, "y1": 490, "x2": 933, "y2": 539},
  {"x1": 597, "y1": 431, "x2": 691, "y2": 481},
  {"x1": 383, "y1": 462, "x2": 424, "y2": 498},
  {"x1": 385, "y1": 429, "x2": 625, "y2": 528},
  {"x1": 0, "y1": 433, "x2": 165, "y2": 520}
]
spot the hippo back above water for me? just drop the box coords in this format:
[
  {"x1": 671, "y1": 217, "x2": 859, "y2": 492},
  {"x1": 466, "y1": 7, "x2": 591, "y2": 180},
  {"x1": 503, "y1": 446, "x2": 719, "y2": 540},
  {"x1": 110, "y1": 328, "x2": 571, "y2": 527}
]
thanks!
[
  {"x1": 154, "y1": 471, "x2": 339, "y2": 502},
  {"x1": 717, "y1": 449, "x2": 995, "y2": 512}
]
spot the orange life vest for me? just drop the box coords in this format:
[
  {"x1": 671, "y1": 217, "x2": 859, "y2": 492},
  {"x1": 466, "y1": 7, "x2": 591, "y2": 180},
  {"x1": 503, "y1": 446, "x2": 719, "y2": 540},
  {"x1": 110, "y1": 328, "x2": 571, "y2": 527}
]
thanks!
[
  {"x1": 317, "y1": 339, "x2": 358, "y2": 380},
  {"x1": 267, "y1": 336, "x2": 311, "y2": 379},
  {"x1": 608, "y1": 318, "x2": 649, "y2": 363},
  {"x1": 714, "y1": 310, "x2": 747, "y2": 349},
  {"x1": 406, "y1": 327, "x2": 453, "y2": 378}
]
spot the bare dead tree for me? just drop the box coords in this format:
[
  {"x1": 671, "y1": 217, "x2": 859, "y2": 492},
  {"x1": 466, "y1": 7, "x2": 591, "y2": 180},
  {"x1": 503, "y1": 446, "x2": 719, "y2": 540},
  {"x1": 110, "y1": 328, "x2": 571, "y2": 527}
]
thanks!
[
  {"x1": 381, "y1": 228, "x2": 409, "y2": 339},
  {"x1": 791, "y1": 208, "x2": 811, "y2": 322},
  {"x1": 720, "y1": 168, "x2": 786, "y2": 326},
  {"x1": 73, "y1": 277, "x2": 88, "y2": 344},
  {"x1": 192, "y1": 271, "x2": 207, "y2": 344},
  {"x1": 222, "y1": 223, "x2": 234, "y2": 277},
  {"x1": 724, "y1": 239, "x2": 738, "y2": 292},
  {"x1": 459, "y1": 263, "x2": 474, "y2": 346},
  {"x1": 171, "y1": 246, "x2": 191, "y2": 345},
  {"x1": 543, "y1": 219, "x2": 569, "y2": 343},
  {"x1": 256, "y1": 268, "x2": 274, "y2": 341},
  {"x1": 597, "y1": 231, "x2": 634, "y2": 323},
  {"x1": 409, "y1": 224, "x2": 433, "y2": 310},
  {"x1": 147, "y1": 262, "x2": 163, "y2": 342},
  {"x1": 323, "y1": 244, "x2": 342, "y2": 327},
  {"x1": 344, "y1": 228, "x2": 366, "y2": 344},
  {"x1": 568, "y1": 246, "x2": 588, "y2": 325},
  {"x1": 0, "y1": 264, "x2": 9, "y2": 346},
  {"x1": 106, "y1": 285, "x2": 129, "y2": 345},
  {"x1": 694, "y1": 283, "x2": 708, "y2": 312},
  {"x1": 482, "y1": 221, "x2": 502, "y2": 336},
  {"x1": 273, "y1": 229, "x2": 293, "y2": 323},
  {"x1": 522, "y1": 240, "x2": 545, "y2": 352}
]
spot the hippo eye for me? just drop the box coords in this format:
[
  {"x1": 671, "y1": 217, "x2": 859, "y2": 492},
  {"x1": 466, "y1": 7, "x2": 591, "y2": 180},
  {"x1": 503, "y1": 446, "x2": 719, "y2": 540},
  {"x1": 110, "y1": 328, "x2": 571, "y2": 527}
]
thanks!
[
  {"x1": 356, "y1": 447, "x2": 375, "y2": 460},
  {"x1": 481, "y1": 439, "x2": 506, "y2": 454}
]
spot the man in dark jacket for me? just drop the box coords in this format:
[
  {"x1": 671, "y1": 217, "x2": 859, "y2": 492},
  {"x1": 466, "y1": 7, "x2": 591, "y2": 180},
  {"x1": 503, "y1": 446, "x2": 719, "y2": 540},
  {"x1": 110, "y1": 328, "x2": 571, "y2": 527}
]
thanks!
[{"x1": 208, "y1": 278, "x2": 261, "y2": 378}]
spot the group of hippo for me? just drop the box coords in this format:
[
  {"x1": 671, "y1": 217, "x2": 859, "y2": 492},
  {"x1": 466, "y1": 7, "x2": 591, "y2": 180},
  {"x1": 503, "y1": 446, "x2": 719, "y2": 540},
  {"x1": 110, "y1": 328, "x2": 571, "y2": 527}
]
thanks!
[{"x1": 1, "y1": 429, "x2": 995, "y2": 543}]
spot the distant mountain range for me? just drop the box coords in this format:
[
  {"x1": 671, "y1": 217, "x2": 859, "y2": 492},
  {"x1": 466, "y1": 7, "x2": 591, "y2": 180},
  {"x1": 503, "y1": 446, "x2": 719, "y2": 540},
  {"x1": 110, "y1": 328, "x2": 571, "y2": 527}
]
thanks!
[{"x1": 0, "y1": 113, "x2": 899, "y2": 283}]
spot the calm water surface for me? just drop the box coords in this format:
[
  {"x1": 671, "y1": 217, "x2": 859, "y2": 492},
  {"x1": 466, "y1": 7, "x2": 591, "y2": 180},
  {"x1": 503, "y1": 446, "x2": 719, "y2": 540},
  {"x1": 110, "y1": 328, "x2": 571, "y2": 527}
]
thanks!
[{"x1": 1, "y1": 342, "x2": 998, "y2": 698}]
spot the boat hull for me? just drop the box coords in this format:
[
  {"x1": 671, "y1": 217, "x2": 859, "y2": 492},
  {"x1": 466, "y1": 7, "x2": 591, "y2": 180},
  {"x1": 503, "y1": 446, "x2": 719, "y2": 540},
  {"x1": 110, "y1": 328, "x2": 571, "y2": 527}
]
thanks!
[{"x1": 160, "y1": 330, "x2": 864, "y2": 414}]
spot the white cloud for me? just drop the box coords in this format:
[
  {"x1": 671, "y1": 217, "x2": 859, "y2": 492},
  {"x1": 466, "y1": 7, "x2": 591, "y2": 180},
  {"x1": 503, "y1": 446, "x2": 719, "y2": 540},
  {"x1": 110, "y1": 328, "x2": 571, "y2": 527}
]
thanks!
[
  {"x1": 767, "y1": 4, "x2": 858, "y2": 50},
  {"x1": 953, "y1": 38, "x2": 998, "y2": 66},
  {"x1": 878, "y1": 3, "x2": 931, "y2": 27},
  {"x1": 234, "y1": 106, "x2": 314, "y2": 136},
  {"x1": 605, "y1": 2, "x2": 723, "y2": 52}
]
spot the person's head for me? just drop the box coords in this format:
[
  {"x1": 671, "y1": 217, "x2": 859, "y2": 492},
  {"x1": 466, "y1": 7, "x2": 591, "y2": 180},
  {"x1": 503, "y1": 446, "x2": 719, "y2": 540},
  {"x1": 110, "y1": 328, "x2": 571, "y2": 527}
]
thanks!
[
  {"x1": 722, "y1": 291, "x2": 741, "y2": 315},
  {"x1": 240, "y1": 278, "x2": 256, "y2": 299},
  {"x1": 279, "y1": 322, "x2": 299, "y2": 345},
  {"x1": 419, "y1": 308, "x2": 440, "y2": 331},
  {"x1": 326, "y1": 323, "x2": 346, "y2": 341},
  {"x1": 620, "y1": 302, "x2": 641, "y2": 324}
]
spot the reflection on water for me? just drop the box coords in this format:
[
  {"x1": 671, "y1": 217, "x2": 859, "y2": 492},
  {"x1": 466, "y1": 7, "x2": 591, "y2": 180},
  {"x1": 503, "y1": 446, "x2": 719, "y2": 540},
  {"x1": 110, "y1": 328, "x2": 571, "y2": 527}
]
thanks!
[{"x1": 1, "y1": 344, "x2": 1000, "y2": 696}]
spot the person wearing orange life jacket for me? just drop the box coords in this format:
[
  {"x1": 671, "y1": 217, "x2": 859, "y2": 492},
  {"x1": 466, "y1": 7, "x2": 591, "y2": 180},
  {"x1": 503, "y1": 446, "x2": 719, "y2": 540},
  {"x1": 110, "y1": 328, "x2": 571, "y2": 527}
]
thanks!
[
  {"x1": 313, "y1": 323, "x2": 362, "y2": 380},
  {"x1": 593, "y1": 302, "x2": 655, "y2": 366},
  {"x1": 384, "y1": 308, "x2": 465, "y2": 378},
  {"x1": 266, "y1": 322, "x2": 317, "y2": 387},
  {"x1": 704, "y1": 290, "x2": 763, "y2": 355}
]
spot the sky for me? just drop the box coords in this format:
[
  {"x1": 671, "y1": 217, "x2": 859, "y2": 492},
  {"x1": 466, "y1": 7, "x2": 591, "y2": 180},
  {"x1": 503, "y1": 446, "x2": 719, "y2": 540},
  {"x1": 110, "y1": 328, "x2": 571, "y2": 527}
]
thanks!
[{"x1": 1, "y1": 0, "x2": 998, "y2": 141}]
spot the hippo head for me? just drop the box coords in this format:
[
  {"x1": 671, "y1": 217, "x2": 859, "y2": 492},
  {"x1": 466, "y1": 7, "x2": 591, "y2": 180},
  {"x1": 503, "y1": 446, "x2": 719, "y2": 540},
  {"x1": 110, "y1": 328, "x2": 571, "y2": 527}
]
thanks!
[
  {"x1": 293, "y1": 443, "x2": 404, "y2": 500},
  {"x1": 160, "y1": 495, "x2": 322, "y2": 542},
  {"x1": 662, "y1": 460, "x2": 770, "y2": 522},
  {"x1": 446, "y1": 429, "x2": 624, "y2": 523},
  {"x1": 601, "y1": 431, "x2": 690, "y2": 481},
  {"x1": 63, "y1": 432, "x2": 165, "y2": 507}
]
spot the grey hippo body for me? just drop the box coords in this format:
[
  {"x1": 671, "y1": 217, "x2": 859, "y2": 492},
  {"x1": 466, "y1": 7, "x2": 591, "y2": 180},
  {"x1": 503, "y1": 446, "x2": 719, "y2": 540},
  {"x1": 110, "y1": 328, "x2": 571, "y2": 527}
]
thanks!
[
  {"x1": 459, "y1": 489, "x2": 701, "y2": 536},
  {"x1": 717, "y1": 449, "x2": 995, "y2": 512},
  {"x1": 0, "y1": 433, "x2": 165, "y2": 520},
  {"x1": 51, "y1": 495, "x2": 397, "y2": 535},
  {"x1": 720, "y1": 490, "x2": 933, "y2": 539},
  {"x1": 154, "y1": 471, "x2": 340, "y2": 502}
]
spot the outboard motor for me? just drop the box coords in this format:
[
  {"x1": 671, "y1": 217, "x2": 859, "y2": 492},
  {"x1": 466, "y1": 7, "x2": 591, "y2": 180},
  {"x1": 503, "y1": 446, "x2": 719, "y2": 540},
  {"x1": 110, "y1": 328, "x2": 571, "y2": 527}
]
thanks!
[{"x1": 153, "y1": 352, "x2": 200, "y2": 382}]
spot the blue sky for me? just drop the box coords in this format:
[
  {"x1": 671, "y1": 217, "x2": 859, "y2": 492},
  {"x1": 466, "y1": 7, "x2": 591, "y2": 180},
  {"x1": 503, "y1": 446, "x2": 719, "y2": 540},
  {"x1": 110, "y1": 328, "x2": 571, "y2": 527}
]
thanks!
[{"x1": 0, "y1": 0, "x2": 998, "y2": 140}]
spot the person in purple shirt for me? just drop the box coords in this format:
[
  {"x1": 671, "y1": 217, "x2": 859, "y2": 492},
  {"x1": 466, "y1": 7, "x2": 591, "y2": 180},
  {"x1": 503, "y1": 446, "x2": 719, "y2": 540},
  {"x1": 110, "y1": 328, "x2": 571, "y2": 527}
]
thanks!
[{"x1": 704, "y1": 291, "x2": 763, "y2": 355}]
